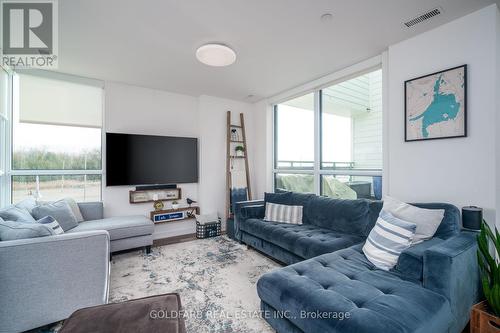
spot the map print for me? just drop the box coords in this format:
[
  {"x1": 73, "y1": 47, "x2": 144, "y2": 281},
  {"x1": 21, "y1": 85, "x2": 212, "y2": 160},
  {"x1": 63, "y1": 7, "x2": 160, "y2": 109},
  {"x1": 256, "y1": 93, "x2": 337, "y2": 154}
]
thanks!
[{"x1": 405, "y1": 66, "x2": 466, "y2": 141}]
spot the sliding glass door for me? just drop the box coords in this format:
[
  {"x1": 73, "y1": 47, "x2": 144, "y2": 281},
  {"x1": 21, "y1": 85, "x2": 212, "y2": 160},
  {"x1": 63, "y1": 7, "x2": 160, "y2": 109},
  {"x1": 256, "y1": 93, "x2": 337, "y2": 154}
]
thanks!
[
  {"x1": 274, "y1": 93, "x2": 315, "y2": 193},
  {"x1": 273, "y1": 68, "x2": 383, "y2": 199}
]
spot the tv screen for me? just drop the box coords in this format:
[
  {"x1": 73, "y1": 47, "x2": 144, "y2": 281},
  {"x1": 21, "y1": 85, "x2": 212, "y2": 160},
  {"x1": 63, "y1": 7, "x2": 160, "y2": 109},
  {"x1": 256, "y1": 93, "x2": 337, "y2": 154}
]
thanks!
[{"x1": 106, "y1": 133, "x2": 198, "y2": 186}]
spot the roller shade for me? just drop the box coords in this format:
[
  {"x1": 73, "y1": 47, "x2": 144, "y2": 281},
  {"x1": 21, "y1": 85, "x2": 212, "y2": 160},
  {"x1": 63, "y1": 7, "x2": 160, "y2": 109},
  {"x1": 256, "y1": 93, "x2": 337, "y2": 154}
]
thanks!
[{"x1": 19, "y1": 73, "x2": 103, "y2": 128}]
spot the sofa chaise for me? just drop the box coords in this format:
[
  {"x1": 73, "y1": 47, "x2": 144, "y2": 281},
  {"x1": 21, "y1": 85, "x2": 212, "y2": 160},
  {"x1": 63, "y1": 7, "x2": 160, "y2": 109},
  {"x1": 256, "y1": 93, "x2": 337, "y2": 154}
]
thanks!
[
  {"x1": 0, "y1": 201, "x2": 154, "y2": 333},
  {"x1": 234, "y1": 192, "x2": 480, "y2": 333},
  {"x1": 67, "y1": 202, "x2": 154, "y2": 253}
]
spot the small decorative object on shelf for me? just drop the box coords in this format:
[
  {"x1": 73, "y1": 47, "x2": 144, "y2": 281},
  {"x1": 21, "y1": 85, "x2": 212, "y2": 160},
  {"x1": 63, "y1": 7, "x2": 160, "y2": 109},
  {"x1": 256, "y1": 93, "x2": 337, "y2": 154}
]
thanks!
[
  {"x1": 186, "y1": 198, "x2": 197, "y2": 207},
  {"x1": 171, "y1": 200, "x2": 180, "y2": 209},
  {"x1": 152, "y1": 194, "x2": 164, "y2": 211},
  {"x1": 235, "y1": 145, "x2": 245, "y2": 157},
  {"x1": 150, "y1": 206, "x2": 200, "y2": 224},
  {"x1": 231, "y1": 128, "x2": 239, "y2": 141},
  {"x1": 195, "y1": 213, "x2": 222, "y2": 239}
]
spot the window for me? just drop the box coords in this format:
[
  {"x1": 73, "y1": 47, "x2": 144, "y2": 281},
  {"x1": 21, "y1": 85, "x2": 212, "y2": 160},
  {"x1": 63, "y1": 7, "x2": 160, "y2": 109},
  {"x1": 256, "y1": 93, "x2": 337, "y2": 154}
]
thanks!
[
  {"x1": 273, "y1": 68, "x2": 382, "y2": 199},
  {"x1": 274, "y1": 93, "x2": 314, "y2": 193},
  {"x1": 0, "y1": 66, "x2": 11, "y2": 206},
  {"x1": 10, "y1": 72, "x2": 103, "y2": 203}
]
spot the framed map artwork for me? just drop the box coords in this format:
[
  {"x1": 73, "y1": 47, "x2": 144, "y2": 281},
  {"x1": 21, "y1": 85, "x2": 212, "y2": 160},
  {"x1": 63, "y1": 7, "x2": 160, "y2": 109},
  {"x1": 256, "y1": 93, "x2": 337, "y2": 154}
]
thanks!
[{"x1": 405, "y1": 65, "x2": 467, "y2": 142}]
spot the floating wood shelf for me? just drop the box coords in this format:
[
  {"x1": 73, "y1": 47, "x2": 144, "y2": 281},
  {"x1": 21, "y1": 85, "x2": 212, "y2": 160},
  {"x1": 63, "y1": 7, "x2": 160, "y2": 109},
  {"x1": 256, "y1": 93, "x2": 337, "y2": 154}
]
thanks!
[
  {"x1": 129, "y1": 188, "x2": 181, "y2": 204},
  {"x1": 150, "y1": 206, "x2": 200, "y2": 224}
]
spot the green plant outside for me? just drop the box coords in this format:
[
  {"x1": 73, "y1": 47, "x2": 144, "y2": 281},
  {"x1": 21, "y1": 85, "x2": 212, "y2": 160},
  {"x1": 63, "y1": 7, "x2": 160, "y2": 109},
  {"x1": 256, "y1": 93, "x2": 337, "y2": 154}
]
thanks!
[{"x1": 477, "y1": 221, "x2": 500, "y2": 316}]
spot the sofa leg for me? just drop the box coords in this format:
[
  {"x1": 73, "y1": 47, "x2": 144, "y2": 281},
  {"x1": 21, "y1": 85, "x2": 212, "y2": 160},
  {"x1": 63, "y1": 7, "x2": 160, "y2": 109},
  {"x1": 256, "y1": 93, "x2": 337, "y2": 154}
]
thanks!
[{"x1": 145, "y1": 245, "x2": 152, "y2": 254}]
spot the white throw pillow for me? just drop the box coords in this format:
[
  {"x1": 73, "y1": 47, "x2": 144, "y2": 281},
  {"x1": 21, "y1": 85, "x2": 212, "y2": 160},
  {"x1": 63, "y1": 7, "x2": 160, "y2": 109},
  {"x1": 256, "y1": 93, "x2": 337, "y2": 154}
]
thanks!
[
  {"x1": 36, "y1": 216, "x2": 64, "y2": 235},
  {"x1": 383, "y1": 196, "x2": 445, "y2": 244},
  {"x1": 264, "y1": 202, "x2": 303, "y2": 224},
  {"x1": 363, "y1": 210, "x2": 416, "y2": 271}
]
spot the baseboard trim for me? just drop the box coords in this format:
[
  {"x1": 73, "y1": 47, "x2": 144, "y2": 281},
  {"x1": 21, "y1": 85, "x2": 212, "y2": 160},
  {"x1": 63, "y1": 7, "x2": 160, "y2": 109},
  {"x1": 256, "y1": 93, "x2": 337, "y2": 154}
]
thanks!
[
  {"x1": 153, "y1": 231, "x2": 227, "y2": 247},
  {"x1": 153, "y1": 233, "x2": 197, "y2": 246}
]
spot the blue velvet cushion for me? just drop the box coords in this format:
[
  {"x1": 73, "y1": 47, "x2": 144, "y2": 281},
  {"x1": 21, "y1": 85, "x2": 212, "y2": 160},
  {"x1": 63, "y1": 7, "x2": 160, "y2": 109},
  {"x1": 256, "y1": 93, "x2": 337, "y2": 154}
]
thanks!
[
  {"x1": 264, "y1": 191, "x2": 292, "y2": 204},
  {"x1": 257, "y1": 244, "x2": 454, "y2": 333},
  {"x1": 305, "y1": 197, "x2": 375, "y2": 236},
  {"x1": 241, "y1": 218, "x2": 364, "y2": 259}
]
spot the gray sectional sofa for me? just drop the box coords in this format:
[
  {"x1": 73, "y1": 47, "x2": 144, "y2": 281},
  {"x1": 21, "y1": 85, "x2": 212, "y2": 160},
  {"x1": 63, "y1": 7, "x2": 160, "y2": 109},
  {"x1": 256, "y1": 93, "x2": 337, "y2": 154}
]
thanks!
[
  {"x1": 0, "y1": 201, "x2": 154, "y2": 333},
  {"x1": 68, "y1": 202, "x2": 154, "y2": 253},
  {"x1": 234, "y1": 192, "x2": 480, "y2": 333}
]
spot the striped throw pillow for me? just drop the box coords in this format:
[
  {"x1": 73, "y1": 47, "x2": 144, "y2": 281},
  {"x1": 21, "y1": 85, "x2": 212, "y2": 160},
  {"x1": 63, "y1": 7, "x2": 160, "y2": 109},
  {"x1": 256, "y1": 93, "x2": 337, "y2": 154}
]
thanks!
[
  {"x1": 37, "y1": 216, "x2": 64, "y2": 235},
  {"x1": 363, "y1": 210, "x2": 416, "y2": 271},
  {"x1": 264, "y1": 202, "x2": 303, "y2": 224}
]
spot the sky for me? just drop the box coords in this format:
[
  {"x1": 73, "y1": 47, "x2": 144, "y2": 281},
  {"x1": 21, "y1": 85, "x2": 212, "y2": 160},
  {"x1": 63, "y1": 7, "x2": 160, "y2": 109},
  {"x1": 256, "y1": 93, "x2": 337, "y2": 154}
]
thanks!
[{"x1": 276, "y1": 105, "x2": 352, "y2": 164}]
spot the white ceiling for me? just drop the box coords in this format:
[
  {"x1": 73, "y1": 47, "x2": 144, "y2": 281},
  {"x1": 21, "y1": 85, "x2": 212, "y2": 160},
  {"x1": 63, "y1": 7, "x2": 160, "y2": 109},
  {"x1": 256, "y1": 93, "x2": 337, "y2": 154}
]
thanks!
[{"x1": 58, "y1": 0, "x2": 498, "y2": 102}]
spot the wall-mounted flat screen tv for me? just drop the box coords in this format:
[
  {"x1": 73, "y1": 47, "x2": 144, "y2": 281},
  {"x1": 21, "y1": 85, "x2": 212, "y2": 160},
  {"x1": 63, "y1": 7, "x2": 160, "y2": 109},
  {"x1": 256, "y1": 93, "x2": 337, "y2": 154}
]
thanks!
[{"x1": 106, "y1": 133, "x2": 198, "y2": 186}]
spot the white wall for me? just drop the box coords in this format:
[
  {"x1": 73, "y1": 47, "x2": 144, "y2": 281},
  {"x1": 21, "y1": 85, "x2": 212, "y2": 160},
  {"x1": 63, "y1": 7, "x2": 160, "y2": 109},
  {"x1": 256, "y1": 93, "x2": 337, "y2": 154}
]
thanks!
[
  {"x1": 103, "y1": 82, "x2": 255, "y2": 237},
  {"x1": 387, "y1": 4, "x2": 499, "y2": 224},
  {"x1": 198, "y1": 95, "x2": 256, "y2": 222},
  {"x1": 252, "y1": 5, "x2": 500, "y2": 226},
  {"x1": 496, "y1": 6, "x2": 500, "y2": 228},
  {"x1": 102, "y1": 4, "x2": 500, "y2": 238},
  {"x1": 103, "y1": 81, "x2": 199, "y2": 220},
  {"x1": 252, "y1": 100, "x2": 273, "y2": 197}
]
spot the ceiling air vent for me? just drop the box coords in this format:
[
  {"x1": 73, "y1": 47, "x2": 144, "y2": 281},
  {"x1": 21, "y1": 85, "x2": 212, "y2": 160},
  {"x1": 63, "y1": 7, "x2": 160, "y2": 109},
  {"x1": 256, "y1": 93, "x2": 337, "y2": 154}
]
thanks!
[{"x1": 404, "y1": 7, "x2": 442, "y2": 28}]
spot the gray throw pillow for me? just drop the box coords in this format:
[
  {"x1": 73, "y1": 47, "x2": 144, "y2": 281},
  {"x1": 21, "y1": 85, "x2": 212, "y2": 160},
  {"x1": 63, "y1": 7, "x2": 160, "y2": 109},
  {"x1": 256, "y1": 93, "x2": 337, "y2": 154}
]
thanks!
[
  {"x1": 15, "y1": 197, "x2": 38, "y2": 214},
  {"x1": 62, "y1": 198, "x2": 84, "y2": 222},
  {"x1": 32, "y1": 201, "x2": 78, "y2": 231},
  {"x1": 0, "y1": 206, "x2": 36, "y2": 223},
  {"x1": 36, "y1": 198, "x2": 85, "y2": 223},
  {"x1": 0, "y1": 218, "x2": 53, "y2": 241}
]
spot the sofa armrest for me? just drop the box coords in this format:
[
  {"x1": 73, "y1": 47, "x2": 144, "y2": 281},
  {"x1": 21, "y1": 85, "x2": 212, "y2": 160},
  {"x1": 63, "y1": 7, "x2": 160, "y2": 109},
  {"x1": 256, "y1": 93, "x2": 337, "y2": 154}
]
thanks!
[
  {"x1": 234, "y1": 200, "x2": 265, "y2": 241},
  {"x1": 423, "y1": 231, "x2": 480, "y2": 333},
  {"x1": 78, "y1": 201, "x2": 104, "y2": 221},
  {"x1": 240, "y1": 204, "x2": 266, "y2": 220},
  {"x1": 0, "y1": 231, "x2": 110, "y2": 332}
]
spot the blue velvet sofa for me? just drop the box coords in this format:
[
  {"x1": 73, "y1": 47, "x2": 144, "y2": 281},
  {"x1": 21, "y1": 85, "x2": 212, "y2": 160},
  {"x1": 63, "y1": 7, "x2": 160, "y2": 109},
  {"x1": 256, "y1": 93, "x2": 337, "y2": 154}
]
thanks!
[{"x1": 234, "y1": 192, "x2": 480, "y2": 333}]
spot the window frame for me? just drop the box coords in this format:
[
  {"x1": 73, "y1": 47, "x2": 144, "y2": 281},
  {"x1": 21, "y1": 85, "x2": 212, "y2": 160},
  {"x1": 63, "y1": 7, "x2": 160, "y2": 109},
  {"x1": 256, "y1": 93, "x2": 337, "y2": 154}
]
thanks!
[
  {"x1": 272, "y1": 66, "x2": 383, "y2": 196},
  {"x1": 8, "y1": 71, "x2": 104, "y2": 203},
  {"x1": 0, "y1": 65, "x2": 13, "y2": 206}
]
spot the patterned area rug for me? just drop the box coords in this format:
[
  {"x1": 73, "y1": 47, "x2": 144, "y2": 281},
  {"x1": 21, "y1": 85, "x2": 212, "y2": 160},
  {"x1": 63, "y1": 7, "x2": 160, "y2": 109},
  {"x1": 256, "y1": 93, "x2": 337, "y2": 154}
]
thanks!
[
  {"x1": 109, "y1": 236, "x2": 280, "y2": 333},
  {"x1": 32, "y1": 236, "x2": 281, "y2": 333}
]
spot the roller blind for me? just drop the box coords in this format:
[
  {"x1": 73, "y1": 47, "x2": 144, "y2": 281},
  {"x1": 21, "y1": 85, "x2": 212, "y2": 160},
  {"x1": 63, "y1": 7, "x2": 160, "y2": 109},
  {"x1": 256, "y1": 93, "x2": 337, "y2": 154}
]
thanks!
[{"x1": 19, "y1": 73, "x2": 103, "y2": 128}]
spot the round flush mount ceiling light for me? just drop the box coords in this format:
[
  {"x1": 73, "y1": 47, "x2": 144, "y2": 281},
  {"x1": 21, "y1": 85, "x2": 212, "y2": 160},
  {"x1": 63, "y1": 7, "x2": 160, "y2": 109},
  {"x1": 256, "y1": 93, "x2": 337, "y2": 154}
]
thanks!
[
  {"x1": 320, "y1": 13, "x2": 333, "y2": 22},
  {"x1": 196, "y1": 43, "x2": 236, "y2": 67}
]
